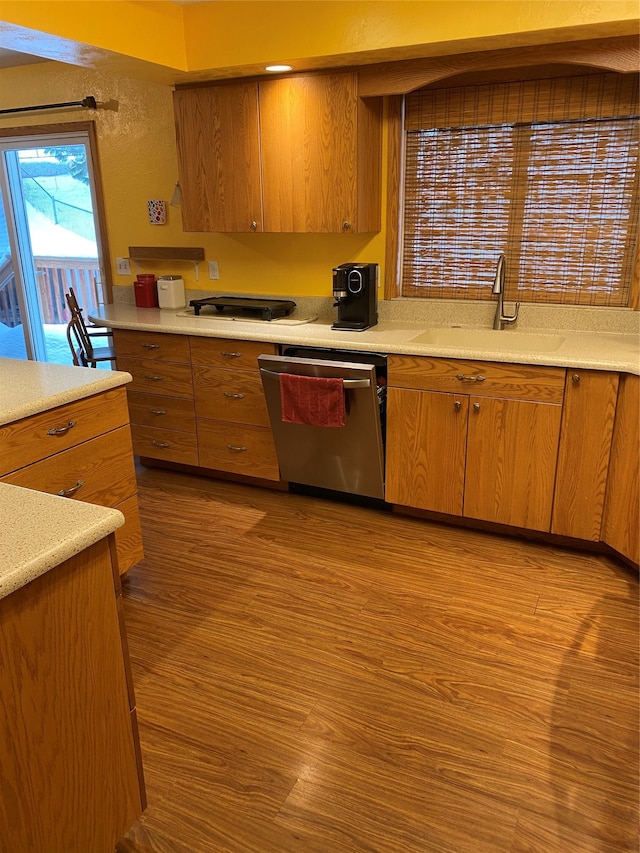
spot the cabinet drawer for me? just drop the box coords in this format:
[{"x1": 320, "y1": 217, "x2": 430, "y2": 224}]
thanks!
[
  {"x1": 197, "y1": 419, "x2": 280, "y2": 480},
  {"x1": 113, "y1": 329, "x2": 191, "y2": 363},
  {"x1": 127, "y1": 391, "x2": 196, "y2": 433},
  {"x1": 193, "y1": 366, "x2": 270, "y2": 426},
  {"x1": 388, "y1": 356, "x2": 565, "y2": 403},
  {"x1": 113, "y1": 493, "x2": 144, "y2": 575},
  {"x1": 1, "y1": 426, "x2": 137, "y2": 508},
  {"x1": 190, "y1": 337, "x2": 276, "y2": 370},
  {"x1": 131, "y1": 424, "x2": 199, "y2": 465},
  {"x1": 116, "y1": 357, "x2": 194, "y2": 398},
  {"x1": 0, "y1": 388, "x2": 129, "y2": 476}
]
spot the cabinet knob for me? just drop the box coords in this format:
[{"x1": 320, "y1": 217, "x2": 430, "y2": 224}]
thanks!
[
  {"x1": 473, "y1": 402, "x2": 481, "y2": 411},
  {"x1": 454, "y1": 400, "x2": 462, "y2": 410},
  {"x1": 342, "y1": 221, "x2": 351, "y2": 232},
  {"x1": 250, "y1": 221, "x2": 258, "y2": 232},
  {"x1": 572, "y1": 373, "x2": 581, "y2": 383}
]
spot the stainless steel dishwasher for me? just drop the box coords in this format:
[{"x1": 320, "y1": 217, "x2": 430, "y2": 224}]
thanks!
[{"x1": 258, "y1": 347, "x2": 387, "y2": 500}]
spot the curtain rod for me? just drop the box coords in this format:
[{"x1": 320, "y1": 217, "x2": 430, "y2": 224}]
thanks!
[{"x1": 0, "y1": 96, "x2": 97, "y2": 117}]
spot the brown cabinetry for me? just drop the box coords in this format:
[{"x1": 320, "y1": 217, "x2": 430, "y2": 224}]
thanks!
[
  {"x1": 0, "y1": 535, "x2": 144, "y2": 850},
  {"x1": 114, "y1": 328, "x2": 198, "y2": 466},
  {"x1": 0, "y1": 388, "x2": 143, "y2": 574},
  {"x1": 602, "y1": 374, "x2": 639, "y2": 564},
  {"x1": 173, "y1": 72, "x2": 381, "y2": 233},
  {"x1": 191, "y1": 336, "x2": 280, "y2": 479},
  {"x1": 552, "y1": 369, "x2": 619, "y2": 541},
  {"x1": 113, "y1": 330, "x2": 281, "y2": 482},
  {"x1": 386, "y1": 357, "x2": 565, "y2": 532}
]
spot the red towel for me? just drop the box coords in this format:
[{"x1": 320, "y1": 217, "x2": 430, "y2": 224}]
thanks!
[{"x1": 279, "y1": 373, "x2": 346, "y2": 427}]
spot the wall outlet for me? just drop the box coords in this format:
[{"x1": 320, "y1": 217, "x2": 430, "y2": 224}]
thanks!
[
  {"x1": 208, "y1": 260, "x2": 219, "y2": 280},
  {"x1": 116, "y1": 257, "x2": 131, "y2": 275}
]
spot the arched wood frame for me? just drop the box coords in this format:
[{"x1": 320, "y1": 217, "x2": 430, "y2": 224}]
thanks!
[{"x1": 376, "y1": 35, "x2": 640, "y2": 306}]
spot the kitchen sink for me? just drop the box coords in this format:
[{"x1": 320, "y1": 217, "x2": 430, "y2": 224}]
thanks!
[{"x1": 411, "y1": 328, "x2": 565, "y2": 352}]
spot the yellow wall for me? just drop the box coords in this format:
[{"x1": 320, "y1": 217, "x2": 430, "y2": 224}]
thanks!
[
  {"x1": 0, "y1": 1, "x2": 636, "y2": 300},
  {"x1": 0, "y1": 61, "x2": 385, "y2": 299}
]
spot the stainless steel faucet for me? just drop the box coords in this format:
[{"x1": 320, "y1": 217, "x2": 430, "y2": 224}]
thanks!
[{"x1": 492, "y1": 254, "x2": 520, "y2": 330}]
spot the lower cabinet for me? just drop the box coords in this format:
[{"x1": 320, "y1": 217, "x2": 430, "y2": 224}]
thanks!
[
  {"x1": 386, "y1": 356, "x2": 565, "y2": 532},
  {"x1": 113, "y1": 330, "x2": 281, "y2": 482},
  {"x1": 602, "y1": 374, "x2": 639, "y2": 564},
  {"x1": 0, "y1": 534, "x2": 145, "y2": 851},
  {"x1": 0, "y1": 388, "x2": 143, "y2": 574},
  {"x1": 113, "y1": 329, "x2": 198, "y2": 465},
  {"x1": 191, "y1": 336, "x2": 280, "y2": 480},
  {"x1": 551, "y1": 369, "x2": 619, "y2": 541}
]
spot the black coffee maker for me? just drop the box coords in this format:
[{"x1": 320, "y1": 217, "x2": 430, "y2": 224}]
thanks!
[{"x1": 331, "y1": 263, "x2": 378, "y2": 331}]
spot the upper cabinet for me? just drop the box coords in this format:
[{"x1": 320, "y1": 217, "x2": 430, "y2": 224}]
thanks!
[
  {"x1": 174, "y1": 82, "x2": 263, "y2": 233},
  {"x1": 173, "y1": 72, "x2": 382, "y2": 233}
]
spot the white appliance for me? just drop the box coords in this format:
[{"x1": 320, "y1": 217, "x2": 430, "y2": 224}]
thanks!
[{"x1": 157, "y1": 276, "x2": 185, "y2": 309}]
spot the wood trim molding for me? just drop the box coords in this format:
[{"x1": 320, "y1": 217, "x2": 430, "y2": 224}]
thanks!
[
  {"x1": 384, "y1": 96, "x2": 403, "y2": 300},
  {"x1": 358, "y1": 35, "x2": 639, "y2": 97},
  {"x1": 0, "y1": 120, "x2": 114, "y2": 303}
]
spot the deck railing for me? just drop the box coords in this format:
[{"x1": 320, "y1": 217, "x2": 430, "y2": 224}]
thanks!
[{"x1": 0, "y1": 257, "x2": 101, "y2": 327}]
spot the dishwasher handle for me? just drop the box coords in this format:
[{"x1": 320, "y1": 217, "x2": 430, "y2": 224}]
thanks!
[{"x1": 260, "y1": 367, "x2": 370, "y2": 389}]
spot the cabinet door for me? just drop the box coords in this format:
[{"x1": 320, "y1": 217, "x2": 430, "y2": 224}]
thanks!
[
  {"x1": 173, "y1": 83, "x2": 262, "y2": 232},
  {"x1": 193, "y1": 366, "x2": 270, "y2": 426},
  {"x1": 260, "y1": 73, "x2": 359, "y2": 232},
  {"x1": 385, "y1": 388, "x2": 467, "y2": 515},
  {"x1": 602, "y1": 374, "x2": 639, "y2": 564},
  {"x1": 552, "y1": 370, "x2": 618, "y2": 541},
  {"x1": 464, "y1": 396, "x2": 562, "y2": 531}
]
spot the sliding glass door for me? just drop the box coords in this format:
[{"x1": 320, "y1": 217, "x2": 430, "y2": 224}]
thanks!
[{"x1": 0, "y1": 129, "x2": 107, "y2": 363}]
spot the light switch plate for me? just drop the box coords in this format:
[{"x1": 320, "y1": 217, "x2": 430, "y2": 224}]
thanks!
[
  {"x1": 208, "y1": 260, "x2": 219, "y2": 280},
  {"x1": 116, "y1": 257, "x2": 131, "y2": 275}
]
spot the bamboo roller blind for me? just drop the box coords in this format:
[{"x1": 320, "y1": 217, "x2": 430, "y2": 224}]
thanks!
[{"x1": 402, "y1": 72, "x2": 640, "y2": 306}]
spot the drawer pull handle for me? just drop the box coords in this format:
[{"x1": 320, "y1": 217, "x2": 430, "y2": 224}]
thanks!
[
  {"x1": 457, "y1": 374, "x2": 485, "y2": 382},
  {"x1": 143, "y1": 374, "x2": 164, "y2": 381},
  {"x1": 142, "y1": 343, "x2": 160, "y2": 349},
  {"x1": 148, "y1": 408, "x2": 167, "y2": 415},
  {"x1": 58, "y1": 479, "x2": 84, "y2": 497},
  {"x1": 223, "y1": 392, "x2": 245, "y2": 399},
  {"x1": 220, "y1": 351, "x2": 242, "y2": 358},
  {"x1": 47, "y1": 420, "x2": 76, "y2": 436},
  {"x1": 151, "y1": 440, "x2": 170, "y2": 448},
  {"x1": 227, "y1": 444, "x2": 247, "y2": 452}
]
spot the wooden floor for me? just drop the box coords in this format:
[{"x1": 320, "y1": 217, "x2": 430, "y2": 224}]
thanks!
[{"x1": 117, "y1": 465, "x2": 639, "y2": 853}]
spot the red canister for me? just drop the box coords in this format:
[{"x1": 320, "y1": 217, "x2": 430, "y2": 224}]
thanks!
[{"x1": 134, "y1": 275, "x2": 158, "y2": 308}]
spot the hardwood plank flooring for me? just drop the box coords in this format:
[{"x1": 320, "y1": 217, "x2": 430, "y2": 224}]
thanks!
[{"x1": 117, "y1": 466, "x2": 638, "y2": 853}]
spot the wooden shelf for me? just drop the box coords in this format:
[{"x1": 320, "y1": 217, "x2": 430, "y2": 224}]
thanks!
[
  {"x1": 128, "y1": 246, "x2": 205, "y2": 280},
  {"x1": 128, "y1": 247, "x2": 205, "y2": 261}
]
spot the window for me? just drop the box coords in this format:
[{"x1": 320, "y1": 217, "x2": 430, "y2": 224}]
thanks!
[{"x1": 401, "y1": 72, "x2": 640, "y2": 306}]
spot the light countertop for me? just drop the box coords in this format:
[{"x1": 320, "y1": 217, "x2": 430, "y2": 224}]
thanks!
[
  {"x1": 0, "y1": 358, "x2": 132, "y2": 426},
  {"x1": 90, "y1": 301, "x2": 640, "y2": 376},
  {"x1": 0, "y1": 482, "x2": 123, "y2": 600}
]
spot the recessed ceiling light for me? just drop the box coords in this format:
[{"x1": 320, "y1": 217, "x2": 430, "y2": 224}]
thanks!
[{"x1": 265, "y1": 64, "x2": 292, "y2": 73}]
